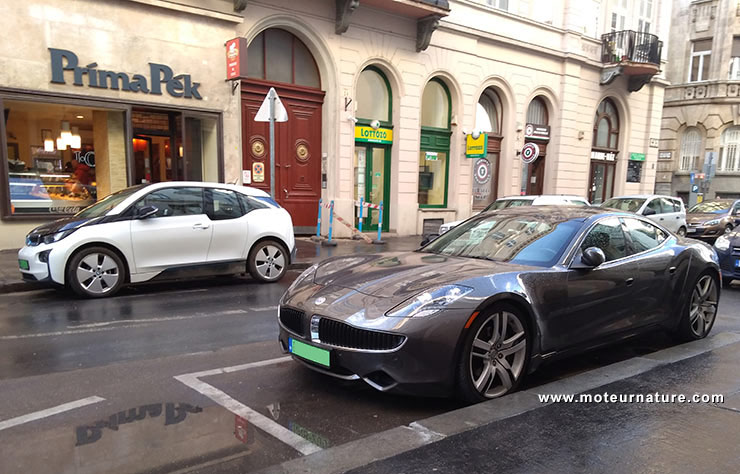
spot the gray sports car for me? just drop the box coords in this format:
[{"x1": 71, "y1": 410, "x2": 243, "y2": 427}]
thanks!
[{"x1": 278, "y1": 207, "x2": 721, "y2": 402}]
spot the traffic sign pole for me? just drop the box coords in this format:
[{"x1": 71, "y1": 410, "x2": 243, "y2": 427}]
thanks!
[{"x1": 269, "y1": 89, "x2": 276, "y2": 199}]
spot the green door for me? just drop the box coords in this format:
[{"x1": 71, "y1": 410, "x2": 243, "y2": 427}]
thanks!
[{"x1": 354, "y1": 144, "x2": 390, "y2": 232}]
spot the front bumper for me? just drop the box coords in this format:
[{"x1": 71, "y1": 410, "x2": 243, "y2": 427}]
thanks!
[
  {"x1": 17, "y1": 245, "x2": 54, "y2": 283},
  {"x1": 718, "y1": 251, "x2": 740, "y2": 281},
  {"x1": 686, "y1": 225, "x2": 723, "y2": 240},
  {"x1": 277, "y1": 308, "x2": 470, "y2": 397}
]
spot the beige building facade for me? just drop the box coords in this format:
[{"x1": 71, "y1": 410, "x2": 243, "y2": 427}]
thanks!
[
  {"x1": 1, "y1": 0, "x2": 670, "y2": 249},
  {"x1": 659, "y1": 0, "x2": 740, "y2": 202}
]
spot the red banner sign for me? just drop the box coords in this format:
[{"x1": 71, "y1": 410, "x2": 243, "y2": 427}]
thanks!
[{"x1": 226, "y1": 38, "x2": 247, "y2": 80}]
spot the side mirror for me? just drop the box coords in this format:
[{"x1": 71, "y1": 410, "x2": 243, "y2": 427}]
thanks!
[
  {"x1": 575, "y1": 247, "x2": 606, "y2": 269},
  {"x1": 136, "y1": 205, "x2": 159, "y2": 219},
  {"x1": 643, "y1": 207, "x2": 656, "y2": 216}
]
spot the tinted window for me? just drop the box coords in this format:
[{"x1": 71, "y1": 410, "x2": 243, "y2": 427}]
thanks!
[
  {"x1": 209, "y1": 189, "x2": 242, "y2": 220},
  {"x1": 733, "y1": 202, "x2": 740, "y2": 216},
  {"x1": 76, "y1": 185, "x2": 146, "y2": 218},
  {"x1": 237, "y1": 193, "x2": 269, "y2": 214},
  {"x1": 601, "y1": 198, "x2": 646, "y2": 213},
  {"x1": 671, "y1": 199, "x2": 683, "y2": 212},
  {"x1": 422, "y1": 213, "x2": 582, "y2": 267},
  {"x1": 623, "y1": 218, "x2": 667, "y2": 254},
  {"x1": 688, "y1": 201, "x2": 732, "y2": 213},
  {"x1": 646, "y1": 199, "x2": 663, "y2": 214},
  {"x1": 581, "y1": 217, "x2": 627, "y2": 262},
  {"x1": 135, "y1": 187, "x2": 204, "y2": 218}
]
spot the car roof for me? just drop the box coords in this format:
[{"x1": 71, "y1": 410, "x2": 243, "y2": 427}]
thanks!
[
  {"x1": 142, "y1": 181, "x2": 270, "y2": 197},
  {"x1": 498, "y1": 195, "x2": 588, "y2": 201},
  {"x1": 608, "y1": 194, "x2": 679, "y2": 200},
  {"x1": 481, "y1": 205, "x2": 629, "y2": 220}
]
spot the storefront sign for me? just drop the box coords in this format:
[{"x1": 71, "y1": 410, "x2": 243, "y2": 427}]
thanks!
[
  {"x1": 252, "y1": 162, "x2": 265, "y2": 182},
  {"x1": 521, "y1": 142, "x2": 539, "y2": 164},
  {"x1": 226, "y1": 38, "x2": 247, "y2": 80},
  {"x1": 354, "y1": 126, "x2": 393, "y2": 144},
  {"x1": 465, "y1": 133, "x2": 487, "y2": 158},
  {"x1": 474, "y1": 158, "x2": 492, "y2": 185},
  {"x1": 74, "y1": 150, "x2": 95, "y2": 168},
  {"x1": 658, "y1": 151, "x2": 672, "y2": 160},
  {"x1": 49, "y1": 48, "x2": 202, "y2": 100},
  {"x1": 629, "y1": 152, "x2": 646, "y2": 161},
  {"x1": 591, "y1": 150, "x2": 616, "y2": 161},
  {"x1": 524, "y1": 123, "x2": 550, "y2": 140},
  {"x1": 425, "y1": 151, "x2": 438, "y2": 161}
]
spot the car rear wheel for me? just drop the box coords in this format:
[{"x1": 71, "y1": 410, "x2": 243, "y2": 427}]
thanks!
[
  {"x1": 677, "y1": 226, "x2": 687, "y2": 237},
  {"x1": 724, "y1": 224, "x2": 733, "y2": 234},
  {"x1": 248, "y1": 240, "x2": 288, "y2": 283},
  {"x1": 456, "y1": 304, "x2": 530, "y2": 403},
  {"x1": 673, "y1": 273, "x2": 718, "y2": 342},
  {"x1": 67, "y1": 247, "x2": 126, "y2": 298}
]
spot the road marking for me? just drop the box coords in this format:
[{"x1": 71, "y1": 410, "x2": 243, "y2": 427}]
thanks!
[
  {"x1": 174, "y1": 356, "x2": 322, "y2": 456},
  {"x1": 0, "y1": 396, "x2": 105, "y2": 432}
]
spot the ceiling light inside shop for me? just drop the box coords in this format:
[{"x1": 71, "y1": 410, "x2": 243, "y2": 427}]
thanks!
[
  {"x1": 76, "y1": 115, "x2": 84, "y2": 119},
  {"x1": 70, "y1": 126, "x2": 81, "y2": 149},
  {"x1": 42, "y1": 130, "x2": 54, "y2": 152},
  {"x1": 56, "y1": 137, "x2": 68, "y2": 151},
  {"x1": 60, "y1": 120, "x2": 72, "y2": 142}
]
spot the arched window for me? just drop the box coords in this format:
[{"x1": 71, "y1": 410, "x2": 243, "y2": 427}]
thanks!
[
  {"x1": 720, "y1": 126, "x2": 740, "y2": 172},
  {"x1": 246, "y1": 29, "x2": 320, "y2": 88},
  {"x1": 356, "y1": 67, "x2": 391, "y2": 123},
  {"x1": 421, "y1": 79, "x2": 450, "y2": 129},
  {"x1": 476, "y1": 89, "x2": 502, "y2": 134},
  {"x1": 680, "y1": 127, "x2": 702, "y2": 171},
  {"x1": 526, "y1": 97, "x2": 548, "y2": 125},
  {"x1": 419, "y1": 78, "x2": 452, "y2": 207},
  {"x1": 593, "y1": 99, "x2": 620, "y2": 149}
]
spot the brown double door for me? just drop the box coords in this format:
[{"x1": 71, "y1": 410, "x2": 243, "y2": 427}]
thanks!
[{"x1": 241, "y1": 80, "x2": 324, "y2": 230}]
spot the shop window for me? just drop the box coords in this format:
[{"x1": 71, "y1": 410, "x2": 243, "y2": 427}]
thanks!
[
  {"x1": 476, "y1": 90, "x2": 501, "y2": 134},
  {"x1": 356, "y1": 67, "x2": 390, "y2": 123},
  {"x1": 419, "y1": 78, "x2": 452, "y2": 208},
  {"x1": 247, "y1": 29, "x2": 320, "y2": 89},
  {"x1": 474, "y1": 88, "x2": 503, "y2": 209},
  {"x1": 2, "y1": 99, "x2": 124, "y2": 217}
]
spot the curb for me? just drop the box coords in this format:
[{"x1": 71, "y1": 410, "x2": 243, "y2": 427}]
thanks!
[
  {"x1": 257, "y1": 332, "x2": 740, "y2": 474},
  {"x1": 0, "y1": 262, "x2": 316, "y2": 294}
]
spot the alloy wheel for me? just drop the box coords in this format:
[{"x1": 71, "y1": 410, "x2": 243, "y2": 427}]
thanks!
[
  {"x1": 254, "y1": 244, "x2": 285, "y2": 280},
  {"x1": 469, "y1": 311, "x2": 527, "y2": 398},
  {"x1": 76, "y1": 252, "x2": 120, "y2": 295},
  {"x1": 689, "y1": 275, "x2": 718, "y2": 338}
]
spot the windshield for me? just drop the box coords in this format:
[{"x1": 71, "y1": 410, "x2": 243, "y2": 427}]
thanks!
[
  {"x1": 75, "y1": 185, "x2": 146, "y2": 218},
  {"x1": 601, "y1": 198, "x2": 646, "y2": 213},
  {"x1": 422, "y1": 212, "x2": 582, "y2": 267},
  {"x1": 483, "y1": 199, "x2": 532, "y2": 212},
  {"x1": 688, "y1": 201, "x2": 732, "y2": 214}
]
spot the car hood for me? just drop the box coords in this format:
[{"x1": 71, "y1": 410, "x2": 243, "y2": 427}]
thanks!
[
  {"x1": 29, "y1": 216, "x2": 100, "y2": 236},
  {"x1": 687, "y1": 213, "x2": 727, "y2": 224},
  {"x1": 312, "y1": 251, "x2": 535, "y2": 299}
]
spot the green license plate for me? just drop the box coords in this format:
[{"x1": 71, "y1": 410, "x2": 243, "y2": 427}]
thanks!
[
  {"x1": 18, "y1": 259, "x2": 29, "y2": 271},
  {"x1": 289, "y1": 338, "x2": 330, "y2": 367}
]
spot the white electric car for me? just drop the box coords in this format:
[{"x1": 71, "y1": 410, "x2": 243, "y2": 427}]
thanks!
[{"x1": 18, "y1": 182, "x2": 296, "y2": 298}]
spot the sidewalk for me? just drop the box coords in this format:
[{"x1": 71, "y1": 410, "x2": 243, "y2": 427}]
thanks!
[
  {"x1": 262, "y1": 332, "x2": 740, "y2": 474},
  {"x1": 0, "y1": 235, "x2": 423, "y2": 294}
]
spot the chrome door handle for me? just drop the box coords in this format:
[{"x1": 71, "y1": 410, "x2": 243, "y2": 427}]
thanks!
[
  {"x1": 625, "y1": 278, "x2": 635, "y2": 286},
  {"x1": 668, "y1": 266, "x2": 677, "y2": 274},
  {"x1": 192, "y1": 223, "x2": 210, "y2": 230}
]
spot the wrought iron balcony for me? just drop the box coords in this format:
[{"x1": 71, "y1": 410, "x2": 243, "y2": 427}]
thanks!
[{"x1": 600, "y1": 30, "x2": 663, "y2": 92}]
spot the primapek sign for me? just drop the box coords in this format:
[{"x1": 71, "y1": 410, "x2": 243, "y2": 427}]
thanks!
[{"x1": 49, "y1": 48, "x2": 202, "y2": 100}]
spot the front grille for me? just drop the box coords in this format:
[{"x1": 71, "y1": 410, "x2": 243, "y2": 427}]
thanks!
[
  {"x1": 318, "y1": 318, "x2": 405, "y2": 351},
  {"x1": 279, "y1": 307, "x2": 304, "y2": 336}
]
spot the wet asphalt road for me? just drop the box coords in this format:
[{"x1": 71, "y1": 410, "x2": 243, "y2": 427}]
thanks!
[{"x1": 0, "y1": 277, "x2": 739, "y2": 473}]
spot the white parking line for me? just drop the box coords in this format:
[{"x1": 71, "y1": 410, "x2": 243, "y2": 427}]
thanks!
[
  {"x1": 0, "y1": 396, "x2": 105, "y2": 432},
  {"x1": 174, "y1": 356, "x2": 323, "y2": 456}
]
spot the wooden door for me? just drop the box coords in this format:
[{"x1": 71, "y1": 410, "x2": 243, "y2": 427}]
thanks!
[{"x1": 242, "y1": 80, "x2": 324, "y2": 229}]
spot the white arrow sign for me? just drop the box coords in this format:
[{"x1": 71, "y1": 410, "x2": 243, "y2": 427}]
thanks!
[{"x1": 254, "y1": 87, "x2": 288, "y2": 122}]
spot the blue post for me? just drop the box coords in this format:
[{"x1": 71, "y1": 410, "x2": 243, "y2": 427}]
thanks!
[
  {"x1": 321, "y1": 200, "x2": 338, "y2": 247},
  {"x1": 358, "y1": 197, "x2": 364, "y2": 233},
  {"x1": 316, "y1": 199, "x2": 322, "y2": 237},
  {"x1": 373, "y1": 201, "x2": 386, "y2": 245}
]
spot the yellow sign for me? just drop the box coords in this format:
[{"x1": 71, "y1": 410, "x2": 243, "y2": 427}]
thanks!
[
  {"x1": 355, "y1": 125, "x2": 393, "y2": 144},
  {"x1": 466, "y1": 133, "x2": 488, "y2": 158}
]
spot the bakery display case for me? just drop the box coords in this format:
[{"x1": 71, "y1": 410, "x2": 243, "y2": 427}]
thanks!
[{"x1": 9, "y1": 171, "x2": 96, "y2": 215}]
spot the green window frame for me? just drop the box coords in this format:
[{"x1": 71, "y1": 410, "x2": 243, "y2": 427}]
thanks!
[
  {"x1": 356, "y1": 65, "x2": 393, "y2": 128},
  {"x1": 419, "y1": 78, "x2": 452, "y2": 208}
]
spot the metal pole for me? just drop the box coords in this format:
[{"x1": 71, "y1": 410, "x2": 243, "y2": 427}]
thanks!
[
  {"x1": 269, "y1": 89, "x2": 276, "y2": 199},
  {"x1": 316, "y1": 199, "x2": 322, "y2": 237},
  {"x1": 373, "y1": 201, "x2": 385, "y2": 245},
  {"x1": 321, "y1": 200, "x2": 337, "y2": 247},
  {"x1": 358, "y1": 197, "x2": 364, "y2": 233}
]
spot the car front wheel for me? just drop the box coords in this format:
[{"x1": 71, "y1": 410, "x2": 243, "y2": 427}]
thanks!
[
  {"x1": 248, "y1": 240, "x2": 288, "y2": 283},
  {"x1": 67, "y1": 247, "x2": 126, "y2": 298},
  {"x1": 456, "y1": 304, "x2": 530, "y2": 403}
]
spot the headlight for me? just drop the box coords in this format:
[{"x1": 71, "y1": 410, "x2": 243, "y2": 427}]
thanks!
[
  {"x1": 41, "y1": 229, "x2": 76, "y2": 245},
  {"x1": 386, "y1": 285, "x2": 474, "y2": 318},
  {"x1": 287, "y1": 263, "x2": 318, "y2": 292},
  {"x1": 715, "y1": 235, "x2": 731, "y2": 252},
  {"x1": 704, "y1": 219, "x2": 720, "y2": 226}
]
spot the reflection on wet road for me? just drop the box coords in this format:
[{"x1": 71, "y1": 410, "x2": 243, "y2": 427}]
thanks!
[{"x1": 0, "y1": 276, "x2": 738, "y2": 473}]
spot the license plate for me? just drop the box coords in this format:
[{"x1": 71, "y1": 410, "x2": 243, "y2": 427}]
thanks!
[
  {"x1": 289, "y1": 338, "x2": 330, "y2": 367},
  {"x1": 735, "y1": 259, "x2": 740, "y2": 269},
  {"x1": 18, "y1": 259, "x2": 29, "y2": 271}
]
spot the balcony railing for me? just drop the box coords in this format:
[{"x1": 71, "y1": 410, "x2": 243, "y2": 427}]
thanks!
[{"x1": 601, "y1": 30, "x2": 662, "y2": 66}]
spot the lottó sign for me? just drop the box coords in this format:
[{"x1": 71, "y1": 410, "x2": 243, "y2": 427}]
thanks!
[
  {"x1": 465, "y1": 133, "x2": 487, "y2": 158},
  {"x1": 49, "y1": 48, "x2": 202, "y2": 99},
  {"x1": 355, "y1": 125, "x2": 393, "y2": 144},
  {"x1": 524, "y1": 123, "x2": 550, "y2": 140}
]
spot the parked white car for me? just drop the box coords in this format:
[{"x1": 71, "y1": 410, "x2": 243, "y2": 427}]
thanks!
[
  {"x1": 436, "y1": 195, "x2": 590, "y2": 235},
  {"x1": 601, "y1": 195, "x2": 687, "y2": 236},
  {"x1": 18, "y1": 182, "x2": 295, "y2": 298}
]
